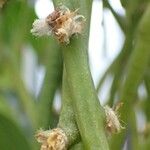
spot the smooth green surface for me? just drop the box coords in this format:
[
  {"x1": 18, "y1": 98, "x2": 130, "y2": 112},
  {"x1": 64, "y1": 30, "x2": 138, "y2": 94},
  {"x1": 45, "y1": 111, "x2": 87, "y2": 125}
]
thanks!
[{"x1": 70, "y1": 142, "x2": 84, "y2": 150}]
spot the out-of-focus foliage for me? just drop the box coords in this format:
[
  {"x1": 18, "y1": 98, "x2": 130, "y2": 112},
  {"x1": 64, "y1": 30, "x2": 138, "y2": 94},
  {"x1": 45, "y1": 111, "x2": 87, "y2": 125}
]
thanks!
[
  {"x1": 0, "y1": 113, "x2": 31, "y2": 150},
  {"x1": 98, "y1": 0, "x2": 150, "y2": 150},
  {"x1": 0, "y1": 0, "x2": 150, "y2": 149},
  {"x1": 0, "y1": 0, "x2": 7, "y2": 8},
  {"x1": 0, "y1": 0, "x2": 62, "y2": 149}
]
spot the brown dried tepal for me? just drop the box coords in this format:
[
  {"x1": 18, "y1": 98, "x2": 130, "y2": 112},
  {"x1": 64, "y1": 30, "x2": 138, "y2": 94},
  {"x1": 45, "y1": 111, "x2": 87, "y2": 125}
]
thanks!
[
  {"x1": 104, "y1": 103, "x2": 124, "y2": 134},
  {"x1": 31, "y1": 5, "x2": 85, "y2": 44},
  {"x1": 35, "y1": 128, "x2": 68, "y2": 150}
]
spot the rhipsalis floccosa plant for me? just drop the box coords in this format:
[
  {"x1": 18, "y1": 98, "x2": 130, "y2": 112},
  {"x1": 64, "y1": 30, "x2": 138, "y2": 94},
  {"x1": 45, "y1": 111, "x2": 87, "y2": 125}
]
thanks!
[{"x1": 31, "y1": 1, "x2": 124, "y2": 150}]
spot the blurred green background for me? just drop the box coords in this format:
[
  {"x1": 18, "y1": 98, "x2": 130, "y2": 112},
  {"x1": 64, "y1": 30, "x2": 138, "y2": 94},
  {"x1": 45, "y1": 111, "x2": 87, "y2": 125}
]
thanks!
[
  {"x1": 0, "y1": 1, "x2": 63, "y2": 149},
  {"x1": 0, "y1": 0, "x2": 150, "y2": 150}
]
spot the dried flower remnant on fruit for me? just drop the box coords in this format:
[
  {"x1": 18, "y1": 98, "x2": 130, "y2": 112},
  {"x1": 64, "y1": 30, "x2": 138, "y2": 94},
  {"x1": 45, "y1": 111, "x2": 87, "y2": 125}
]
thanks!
[
  {"x1": 31, "y1": 19, "x2": 52, "y2": 36},
  {"x1": 35, "y1": 128, "x2": 68, "y2": 150},
  {"x1": 104, "y1": 103, "x2": 124, "y2": 134},
  {"x1": 31, "y1": 5, "x2": 85, "y2": 44}
]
